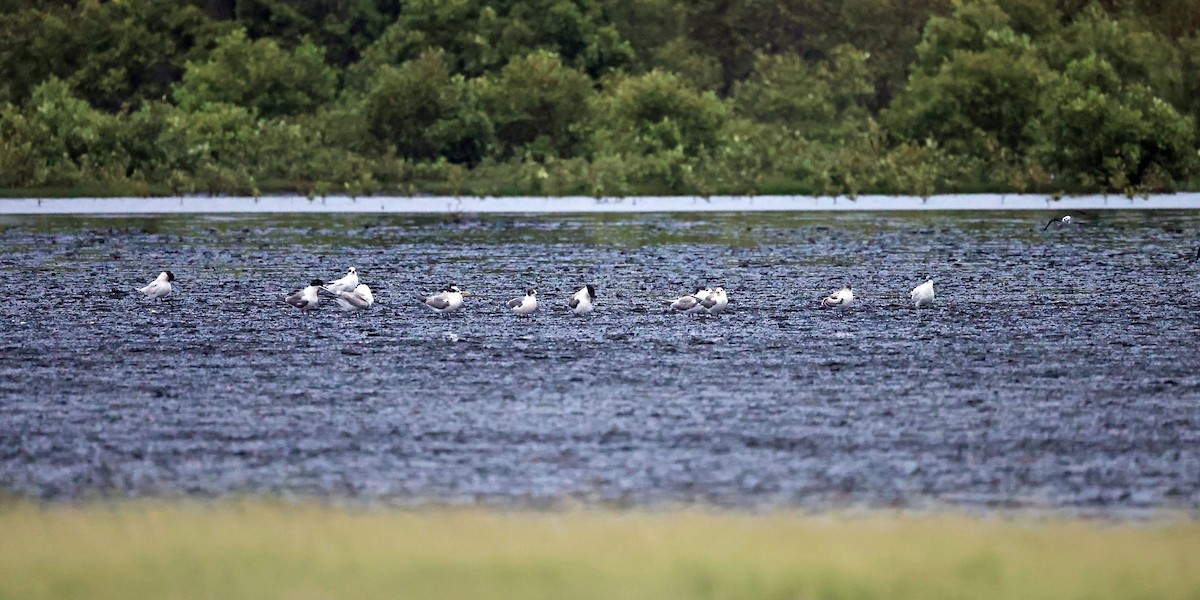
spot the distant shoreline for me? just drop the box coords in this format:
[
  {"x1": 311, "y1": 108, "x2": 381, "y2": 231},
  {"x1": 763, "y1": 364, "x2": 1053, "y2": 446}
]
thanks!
[{"x1": 4, "y1": 193, "x2": 1200, "y2": 215}]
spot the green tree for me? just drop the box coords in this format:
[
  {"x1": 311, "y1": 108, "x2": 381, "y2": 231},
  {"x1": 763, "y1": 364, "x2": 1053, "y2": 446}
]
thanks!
[
  {"x1": 884, "y1": 0, "x2": 1052, "y2": 157},
  {"x1": 0, "y1": 2, "x2": 228, "y2": 111},
  {"x1": 732, "y1": 45, "x2": 872, "y2": 141},
  {"x1": 173, "y1": 28, "x2": 337, "y2": 118},
  {"x1": 0, "y1": 6, "x2": 80, "y2": 107},
  {"x1": 589, "y1": 69, "x2": 727, "y2": 157},
  {"x1": 0, "y1": 78, "x2": 125, "y2": 186},
  {"x1": 361, "y1": 50, "x2": 492, "y2": 164},
  {"x1": 477, "y1": 50, "x2": 593, "y2": 159},
  {"x1": 233, "y1": 0, "x2": 399, "y2": 67},
  {"x1": 807, "y1": 0, "x2": 953, "y2": 110},
  {"x1": 353, "y1": 0, "x2": 634, "y2": 85},
  {"x1": 1180, "y1": 35, "x2": 1200, "y2": 139},
  {"x1": 1039, "y1": 7, "x2": 1183, "y2": 109},
  {"x1": 156, "y1": 101, "x2": 263, "y2": 193},
  {"x1": 69, "y1": 0, "x2": 228, "y2": 112},
  {"x1": 1033, "y1": 54, "x2": 1197, "y2": 190}
]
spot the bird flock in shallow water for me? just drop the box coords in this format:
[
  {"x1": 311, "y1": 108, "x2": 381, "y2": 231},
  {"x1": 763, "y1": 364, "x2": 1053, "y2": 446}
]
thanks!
[
  {"x1": 143, "y1": 211, "x2": 1186, "y2": 312},
  {"x1": 135, "y1": 265, "x2": 940, "y2": 315}
]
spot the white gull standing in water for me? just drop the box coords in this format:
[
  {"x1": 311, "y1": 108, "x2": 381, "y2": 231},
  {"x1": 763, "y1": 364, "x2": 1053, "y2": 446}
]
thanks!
[
  {"x1": 138, "y1": 271, "x2": 175, "y2": 302},
  {"x1": 507, "y1": 288, "x2": 538, "y2": 315},
  {"x1": 822, "y1": 285, "x2": 854, "y2": 308},
  {"x1": 910, "y1": 279, "x2": 935, "y2": 308},
  {"x1": 325, "y1": 267, "x2": 360, "y2": 293},
  {"x1": 284, "y1": 279, "x2": 323, "y2": 314},
  {"x1": 568, "y1": 285, "x2": 596, "y2": 315},
  {"x1": 322, "y1": 283, "x2": 374, "y2": 312},
  {"x1": 418, "y1": 285, "x2": 469, "y2": 315}
]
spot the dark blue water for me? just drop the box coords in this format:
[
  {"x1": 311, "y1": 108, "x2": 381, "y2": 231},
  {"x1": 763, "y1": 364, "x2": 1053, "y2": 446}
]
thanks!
[{"x1": 0, "y1": 210, "x2": 1198, "y2": 513}]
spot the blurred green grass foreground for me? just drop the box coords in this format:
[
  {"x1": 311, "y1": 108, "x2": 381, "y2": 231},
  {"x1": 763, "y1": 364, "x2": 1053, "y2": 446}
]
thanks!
[{"x1": 1, "y1": 502, "x2": 1197, "y2": 600}]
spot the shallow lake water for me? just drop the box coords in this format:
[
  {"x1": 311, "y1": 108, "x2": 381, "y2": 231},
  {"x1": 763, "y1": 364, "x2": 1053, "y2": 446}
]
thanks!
[{"x1": 1, "y1": 205, "x2": 1198, "y2": 514}]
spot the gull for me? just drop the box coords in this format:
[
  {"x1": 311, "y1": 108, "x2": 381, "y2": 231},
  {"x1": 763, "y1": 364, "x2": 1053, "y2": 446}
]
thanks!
[
  {"x1": 822, "y1": 285, "x2": 854, "y2": 308},
  {"x1": 326, "y1": 267, "x2": 359, "y2": 293},
  {"x1": 322, "y1": 283, "x2": 374, "y2": 312},
  {"x1": 568, "y1": 285, "x2": 596, "y2": 315},
  {"x1": 419, "y1": 285, "x2": 469, "y2": 315},
  {"x1": 1042, "y1": 211, "x2": 1088, "y2": 231},
  {"x1": 701, "y1": 286, "x2": 729, "y2": 314},
  {"x1": 138, "y1": 271, "x2": 175, "y2": 302},
  {"x1": 507, "y1": 288, "x2": 538, "y2": 315},
  {"x1": 910, "y1": 279, "x2": 935, "y2": 308},
  {"x1": 284, "y1": 279, "x2": 323, "y2": 313},
  {"x1": 668, "y1": 287, "x2": 710, "y2": 314}
]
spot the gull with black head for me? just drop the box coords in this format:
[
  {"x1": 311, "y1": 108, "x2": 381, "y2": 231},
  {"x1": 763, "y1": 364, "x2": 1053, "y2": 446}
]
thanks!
[
  {"x1": 284, "y1": 279, "x2": 324, "y2": 314},
  {"x1": 568, "y1": 285, "x2": 596, "y2": 315},
  {"x1": 508, "y1": 288, "x2": 538, "y2": 315},
  {"x1": 138, "y1": 271, "x2": 175, "y2": 302}
]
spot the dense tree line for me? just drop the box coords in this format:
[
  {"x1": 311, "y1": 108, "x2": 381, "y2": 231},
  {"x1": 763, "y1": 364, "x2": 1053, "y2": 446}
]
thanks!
[{"x1": 0, "y1": 0, "x2": 1198, "y2": 197}]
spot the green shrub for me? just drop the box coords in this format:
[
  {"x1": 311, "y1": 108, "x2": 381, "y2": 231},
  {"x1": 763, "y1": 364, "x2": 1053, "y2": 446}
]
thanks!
[
  {"x1": 588, "y1": 70, "x2": 726, "y2": 157},
  {"x1": 1033, "y1": 55, "x2": 1197, "y2": 191},
  {"x1": 361, "y1": 50, "x2": 493, "y2": 165},
  {"x1": 477, "y1": 50, "x2": 593, "y2": 159},
  {"x1": 732, "y1": 45, "x2": 873, "y2": 142},
  {"x1": 0, "y1": 78, "x2": 126, "y2": 187},
  {"x1": 173, "y1": 28, "x2": 338, "y2": 119}
]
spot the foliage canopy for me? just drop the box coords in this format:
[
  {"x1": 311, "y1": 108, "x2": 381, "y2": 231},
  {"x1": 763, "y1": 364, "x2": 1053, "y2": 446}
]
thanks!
[{"x1": 0, "y1": 0, "x2": 1197, "y2": 196}]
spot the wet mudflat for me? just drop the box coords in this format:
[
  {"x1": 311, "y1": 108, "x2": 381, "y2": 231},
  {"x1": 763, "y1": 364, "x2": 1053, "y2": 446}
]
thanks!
[{"x1": 0, "y1": 209, "x2": 1198, "y2": 514}]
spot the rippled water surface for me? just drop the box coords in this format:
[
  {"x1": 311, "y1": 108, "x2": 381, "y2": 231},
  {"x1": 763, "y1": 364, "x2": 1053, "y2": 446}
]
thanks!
[{"x1": 1, "y1": 209, "x2": 1198, "y2": 513}]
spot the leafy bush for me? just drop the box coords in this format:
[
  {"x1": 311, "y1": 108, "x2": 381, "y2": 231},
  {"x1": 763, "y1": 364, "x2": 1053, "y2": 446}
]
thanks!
[
  {"x1": 352, "y1": 0, "x2": 634, "y2": 82},
  {"x1": 361, "y1": 50, "x2": 493, "y2": 165},
  {"x1": 1033, "y1": 55, "x2": 1197, "y2": 191},
  {"x1": 589, "y1": 70, "x2": 726, "y2": 157},
  {"x1": 2, "y1": 0, "x2": 1200, "y2": 195},
  {"x1": 477, "y1": 50, "x2": 593, "y2": 159},
  {"x1": 173, "y1": 28, "x2": 338, "y2": 119},
  {"x1": 732, "y1": 45, "x2": 873, "y2": 142},
  {"x1": 1040, "y1": 7, "x2": 1184, "y2": 109},
  {"x1": 0, "y1": 78, "x2": 126, "y2": 187}
]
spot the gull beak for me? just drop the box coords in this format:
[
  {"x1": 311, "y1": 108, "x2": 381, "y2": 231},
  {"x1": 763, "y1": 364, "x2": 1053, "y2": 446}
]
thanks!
[{"x1": 460, "y1": 290, "x2": 472, "y2": 296}]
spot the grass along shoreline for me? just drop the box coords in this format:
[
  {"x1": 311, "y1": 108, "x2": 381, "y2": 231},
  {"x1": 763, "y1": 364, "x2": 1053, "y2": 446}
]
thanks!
[
  {"x1": 1, "y1": 501, "x2": 1197, "y2": 600},
  {"x1": 4, "y1": 172, "x2": 1199, "y2": 200}
]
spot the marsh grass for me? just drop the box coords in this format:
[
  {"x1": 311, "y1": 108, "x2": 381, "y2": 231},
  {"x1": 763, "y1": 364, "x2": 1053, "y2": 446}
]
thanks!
[{"x1": 0, "y1": 501, "x2": 1197, "y2": 600}]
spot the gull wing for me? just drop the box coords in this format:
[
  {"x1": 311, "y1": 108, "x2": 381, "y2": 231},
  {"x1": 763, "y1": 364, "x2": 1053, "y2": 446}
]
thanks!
[
  {"x1": 671, "y1": 296, "x2": 698, "y2": 311},
  {"x1": 343, "y1": 291, "x2": 372, "y2": 309},
  {"x1": 285, "y1": 290, "x2": 310, "y2": 308}
]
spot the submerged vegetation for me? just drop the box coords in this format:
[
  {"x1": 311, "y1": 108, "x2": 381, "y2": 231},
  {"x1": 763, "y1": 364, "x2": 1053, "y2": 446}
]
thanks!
[{"x1": 1, "y1": 0, "x2": 1199, "y2": 197}]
